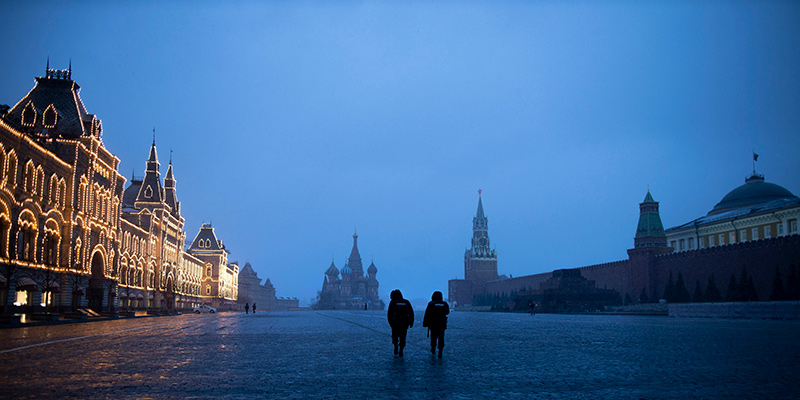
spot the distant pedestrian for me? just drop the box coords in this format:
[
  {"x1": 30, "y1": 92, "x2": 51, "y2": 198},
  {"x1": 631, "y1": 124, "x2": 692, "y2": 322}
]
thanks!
[
  {"x1": 387, "y1": 289, "x2": 414, "y2": 357},
  {"x1": 423, "y1": 291, "x2": 449, "y2": 358},
  {"x1": 529, "y1": 301, "x2": 536, "y2": 316},
  {"x1": 252, "y1": 303, "x2": 256, "y2": 313},
  {"x1": 245, "y1": 303, "x2": 250, "y2": 314}
]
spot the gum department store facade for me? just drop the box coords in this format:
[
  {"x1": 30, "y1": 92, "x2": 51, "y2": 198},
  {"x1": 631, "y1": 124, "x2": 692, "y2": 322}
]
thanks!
[{"x1": 0, "y1": 66, "x2": 275, "y2": 314}]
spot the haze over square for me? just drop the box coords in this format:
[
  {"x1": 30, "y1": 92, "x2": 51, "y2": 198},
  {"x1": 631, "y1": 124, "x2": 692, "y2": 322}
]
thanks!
[{"x1": 1, "y1": 1, "x2": 798, "y2": 304}]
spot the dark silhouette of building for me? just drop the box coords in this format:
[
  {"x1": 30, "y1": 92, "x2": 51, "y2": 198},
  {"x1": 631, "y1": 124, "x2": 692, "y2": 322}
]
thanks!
[
  {"x1": 238, "y1": 262, "x2": 298, "y2": 311},
  {"x1": 314, "y1": 232, "x2": 384, "y2": 310},
  {"x1": 448, "y1": 192, "x2": 498, "y2": 308},
  {"x1": 451, "y1": 174, "x2": 800, "y2": 310}
]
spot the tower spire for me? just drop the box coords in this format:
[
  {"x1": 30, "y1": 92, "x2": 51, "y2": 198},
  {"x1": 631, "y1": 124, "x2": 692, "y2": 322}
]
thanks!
[{"x1": 634, "y1": 189, "x2": 666, "y2": 248}]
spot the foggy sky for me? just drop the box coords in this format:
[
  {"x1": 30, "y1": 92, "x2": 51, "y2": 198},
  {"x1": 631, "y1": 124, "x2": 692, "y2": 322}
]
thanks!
[{"x1": 1, "y1": 1, "x2": 799, "y2": 305}]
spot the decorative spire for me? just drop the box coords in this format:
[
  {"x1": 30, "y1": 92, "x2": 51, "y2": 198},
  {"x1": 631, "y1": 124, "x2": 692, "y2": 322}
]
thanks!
[
  {"x1": 135, "y1": 134, "x2": 164, "y2": 206},
  {"x1": 476, "y1": 192, "x2": 485, "y2": 219},
  {"x1": 348, "y1": 232, "x2": 363, "y2": 275}
]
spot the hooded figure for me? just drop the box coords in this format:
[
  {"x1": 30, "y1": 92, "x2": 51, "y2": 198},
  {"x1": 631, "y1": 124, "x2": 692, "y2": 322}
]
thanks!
[
  {"x1": 422, "y1": 291, "x2": 449, "y2": 358},
  {"x1": 387, "y1": 289, "x2": 414, "y2": 357}
]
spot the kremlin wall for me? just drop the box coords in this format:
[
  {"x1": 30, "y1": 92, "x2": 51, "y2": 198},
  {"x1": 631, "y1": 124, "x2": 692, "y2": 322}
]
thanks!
[{"x1": 451, "y1": 174, "x2": 800, "y2": 312}]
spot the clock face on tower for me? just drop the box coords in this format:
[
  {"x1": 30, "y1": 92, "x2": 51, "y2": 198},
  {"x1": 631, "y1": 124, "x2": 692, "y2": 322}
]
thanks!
[{"x1": 479, "y1": 236, "x2": 488, "y2": 246}]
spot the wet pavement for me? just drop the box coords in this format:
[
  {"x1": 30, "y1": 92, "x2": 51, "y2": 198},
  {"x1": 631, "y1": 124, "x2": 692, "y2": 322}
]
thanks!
[{"x1": 0, "y1": 311, "x2": 798, "y2": 399}]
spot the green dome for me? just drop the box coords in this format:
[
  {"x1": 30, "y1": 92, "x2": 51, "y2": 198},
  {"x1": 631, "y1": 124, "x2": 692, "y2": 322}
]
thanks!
[{"x1": 709, "y1": 174, "x2": 797, "y2": 215}]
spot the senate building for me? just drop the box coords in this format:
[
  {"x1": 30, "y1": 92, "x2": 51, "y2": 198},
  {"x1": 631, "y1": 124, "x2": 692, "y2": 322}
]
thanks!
[{"x1": 0, "y1": 66, "x2": 290, "y2": 315}]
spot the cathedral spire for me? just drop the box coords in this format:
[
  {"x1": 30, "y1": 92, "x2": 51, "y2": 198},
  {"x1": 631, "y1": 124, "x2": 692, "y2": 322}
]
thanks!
[{"x1": 348, "y1": 231, "x2": 363, "y2": 276}]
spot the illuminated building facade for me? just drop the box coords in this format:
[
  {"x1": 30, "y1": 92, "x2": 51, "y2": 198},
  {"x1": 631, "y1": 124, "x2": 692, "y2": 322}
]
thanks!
[
  {"x1": 0, "y1": 65, "x2": 126, "y2": 312},
  {"x1": 316, "y1": 232, "x2": 384, "y2": 310},
  {"x1": 187, "y1": 223, "x2": 239, "y2": 310},
  {"x1": 0, "y1": 66, "x2": 284, "y2": 314},
  {"x1": 118, "y1": 141, "x2": 204, "y2": 311}
]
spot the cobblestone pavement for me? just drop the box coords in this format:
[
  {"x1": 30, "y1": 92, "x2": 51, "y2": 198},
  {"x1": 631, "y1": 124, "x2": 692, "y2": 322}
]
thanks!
[{"x1": 0, "y1": 311, "x2": 798, "y2": 399}]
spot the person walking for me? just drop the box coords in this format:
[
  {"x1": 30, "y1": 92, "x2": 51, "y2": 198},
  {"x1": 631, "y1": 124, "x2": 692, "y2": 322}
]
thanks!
[
  {"x1": 423, "y1": 291, "x2": 449, "y2": 358},
  {"x1": 387, "y1": 289, "x2": 414, "y2": 357},
  {"x1": 245, "y1": 303, "x2": 250, "y2": 314},
  {"x1": 252, "y1": 303, "x2": 256, "y2": 313}
]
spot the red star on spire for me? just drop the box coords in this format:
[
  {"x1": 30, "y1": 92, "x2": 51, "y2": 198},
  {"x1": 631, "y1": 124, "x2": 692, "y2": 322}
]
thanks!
[{"x1": 478, "y1": 189, "x2": 482, "y2": 195}]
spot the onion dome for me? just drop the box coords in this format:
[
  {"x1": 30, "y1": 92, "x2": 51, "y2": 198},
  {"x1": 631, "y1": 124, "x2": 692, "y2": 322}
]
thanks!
[
  {"x1": 367, "y1": 262, "x2": 377, "y2": 274},
  {"x1": 709, "y1": 174, "x2": 798, "y2": 215},
  {"x1": 325, "y1": 260, "x2": 339, "y2": 276},
  {"x1": 340, "y1": 261, "x2": 352, "y2": 276}
]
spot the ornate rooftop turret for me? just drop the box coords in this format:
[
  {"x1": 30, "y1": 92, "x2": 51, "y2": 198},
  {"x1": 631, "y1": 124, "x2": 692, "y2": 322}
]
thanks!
[
  {"x1": 634, "y1": 190, "x2": 667, "y2": 248},
  {"x1": 340, "y1": 260, "x2": 352, "y2": 276},
  {"x1": 325, "y1": 260, "x2": 339, "y2": 277},
  {"x1": 163, "y1": 151, "x2": 180, "y2": 217},
  {"x1": 135, "y1": 136, "x2": 164, "y2": 209},
  {"x1": 4, "y1": 61, "x2": 102, "y2": 139},
  {"x1": 348, "y1": 231, "x2": 363, "y2": 277}
]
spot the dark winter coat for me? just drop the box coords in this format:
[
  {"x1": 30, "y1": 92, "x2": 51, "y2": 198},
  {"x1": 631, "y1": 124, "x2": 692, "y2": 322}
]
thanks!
[
  {"x1": 423, "y1": 300, "x2": 449, "y2": 330},
  {"x1": 387, "y1": 298, "x2": 414, "y2": 328}
]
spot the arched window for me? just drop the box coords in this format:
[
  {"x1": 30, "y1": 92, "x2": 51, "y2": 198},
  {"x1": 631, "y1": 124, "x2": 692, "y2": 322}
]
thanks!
[
  {"x1": 43, "y1": 104, "x2": 58, "y2": 129},
  {"x1": 0, "y1": 213, "x2": 9, "y2": 258},
  {"x1": 17, "y1": 211, "x2": 38, "y2": 262},
  {"x1": 21, "y1": 101, "x2": 37, "y2": 127},
  {"x1": 24, "y1": 161, "x2": 35, "y2": 194},
  {"x1": 120, "y1": 259, "x2": 128, "y2": 285},
  {"x1": 59, "y1": 179, "x2": 67, "y2": 209},
  {"x1": 36, "y1": 167, "x2": 44, "y2": 199},
  {"x1": 206, "y1": 239, "x2": 211, "y2": 248},
  {"x1": 43, "y1": 219, "x2": 60, "y2": 266},
  {"x1": 206, "y1": 285, "x2": 211, "y2": 295},
  {"x1": 206, "y1": 265, "x2": 212, "y2": 277},
  {"x1": 6, "y1": 151, "x2": 17, "y2": 189}
]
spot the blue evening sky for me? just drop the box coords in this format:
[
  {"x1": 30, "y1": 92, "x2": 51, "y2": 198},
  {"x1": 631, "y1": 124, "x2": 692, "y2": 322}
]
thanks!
[{"x1": 1, "y1": 1, "x2": 799, "y2": 305}]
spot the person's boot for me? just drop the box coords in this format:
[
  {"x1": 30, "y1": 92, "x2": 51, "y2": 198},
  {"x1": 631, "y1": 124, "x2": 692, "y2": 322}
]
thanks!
[
  {"x1": 431, "y1": 347, "x2": 436, "y2": 355},
  {"x1": 438, "y1": 348, "x2": 443, "y2": 358},
  {"x1": 394, "y1": 344, "x2": 398, "y2": 355},
  {"x1": 398, "y1": 347, "x2": 404, "y2": 357}
]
